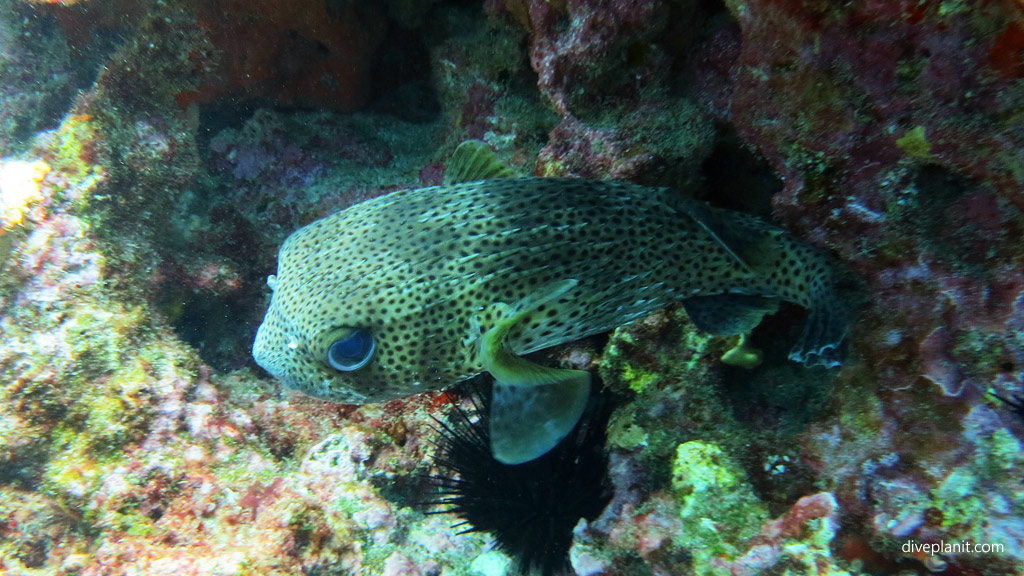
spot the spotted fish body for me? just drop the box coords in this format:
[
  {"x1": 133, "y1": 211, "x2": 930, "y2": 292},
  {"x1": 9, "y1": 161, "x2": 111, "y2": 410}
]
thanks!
[{"x1": 253, "y1": 143, "x2": 847, "y2": 462}]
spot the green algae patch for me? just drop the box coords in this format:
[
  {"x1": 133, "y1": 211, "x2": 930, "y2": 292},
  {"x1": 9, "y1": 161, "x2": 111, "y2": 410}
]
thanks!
[
  {"x1": 931, "y1": 468, "x2": 989, "y2": 529},
  {"x1": 836, "y1": 376, "x2": 886, "y2": 443},
  {"x1": 80, "y1": 354, "x2": 162, "y2": 445},
  {"x1": 43, "y1": 423, "x2": 109, "y2": 508},
  {"x1": 45, "y1": 113, "x2": 106, "y2": 183},
  {"x1": 986, "y1": 428, "x2": 1022, "y2": 472},
  {"x1": 621, "y1": 363, "x2": 659, "y2": 394},
  {"x1": 896, "y1": 125, "x2": 933, "y2": 160},
  {"x1": 671, "y1": 441, "x2": 768, "y2": 571},
  {"x1": 537, "y1": 157, "x2": 569, "y2": 178},
  {"x1": 607, "y1": 410, "x2": 649, "y2": 450},
  {"x1": 66, "y1": 302, "x2": 145, "y2": 378},
  {"x1": 600, "y1": 309, "x2": 756, "y2": 477}
]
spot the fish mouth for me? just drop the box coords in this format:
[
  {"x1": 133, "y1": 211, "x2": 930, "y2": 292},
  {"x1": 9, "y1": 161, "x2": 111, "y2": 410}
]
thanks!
[{"x1": 251, "y1": 321, "x2": 285, "y2": 380}]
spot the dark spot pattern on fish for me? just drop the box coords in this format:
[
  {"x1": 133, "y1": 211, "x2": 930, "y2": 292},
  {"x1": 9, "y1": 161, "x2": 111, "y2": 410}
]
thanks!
[{"x1": 252, "y1": 141, "x2": 848, "y2": 462}]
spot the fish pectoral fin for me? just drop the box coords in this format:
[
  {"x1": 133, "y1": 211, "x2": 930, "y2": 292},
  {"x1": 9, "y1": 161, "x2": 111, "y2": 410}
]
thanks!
[
  {"x1": 444, "y1": 140, "x2": 516, "y2": 185},
  {"x1": 475, "y1": 279, "x2": 578, "y2": 347},
  {"x1": 478, "y1": 278, "x2": 589, "y2": 463},
  {"x1": 490, "y1": 368, "x2": 591, "y2": 465},
  {"x1": 682, "y1": 294, "x2": 780, "y2": 336}
]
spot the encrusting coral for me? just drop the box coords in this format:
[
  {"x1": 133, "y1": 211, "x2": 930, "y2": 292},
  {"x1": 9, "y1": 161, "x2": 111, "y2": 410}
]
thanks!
[{"x1": 0, "y1": 0, "x2": 1022, "y2": 574}]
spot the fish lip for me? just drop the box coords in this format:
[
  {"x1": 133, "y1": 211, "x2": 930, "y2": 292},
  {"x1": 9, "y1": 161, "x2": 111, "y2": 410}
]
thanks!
[
  {"x1": 252, "y1": 318, "x2": 317, "y2": 392},
  {"x1": 251, "y1": 321, "x2": 286, "y2": 380},
  {"x1": 251, "y1": 322, "x2": 269, "y2": 363}
]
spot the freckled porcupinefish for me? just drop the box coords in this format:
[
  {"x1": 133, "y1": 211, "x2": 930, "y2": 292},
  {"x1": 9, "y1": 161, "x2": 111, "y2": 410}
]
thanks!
[{"x1": 253, "y1": 141, "x2": 847, "y2": 464}]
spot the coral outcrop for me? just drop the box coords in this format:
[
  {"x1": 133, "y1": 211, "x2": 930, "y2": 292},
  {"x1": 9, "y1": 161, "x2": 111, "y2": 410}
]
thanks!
[{"x1": 1, "y1": 0, "x2": 1022, "y2": 574}]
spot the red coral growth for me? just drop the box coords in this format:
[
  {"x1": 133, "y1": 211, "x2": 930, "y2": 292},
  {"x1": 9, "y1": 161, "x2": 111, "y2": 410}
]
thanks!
[
  {"x1": 461, "y1": 83, "x2": 499, "y2": 140},
  {"x1": 706, "y1": 0, "x2": 1024, "y2": 220},
  {"x1": 539, "y1": 114, "x2": 651, "y2": 179},
  {"x1": 182, "y1": 0, "x2": 388, "y2": 110},
  {"x1": 988, "y1": 20, "x2": 1024, "y2": 79},
  {"x1": 238, "y1": 477, "x2": 285, "y2": 521},
  {"x1": 38, "y1": 0, "x2": 388, "y2": 111},
  {"x1": 490, "y1": 0, "x2": 668, "y2": 114},
  {"x1": 708, "y1": 493, "x2": 841, "y2": 575},
  {"x1": 770, "y1": 492, "x2": 836, "y2": 539}
]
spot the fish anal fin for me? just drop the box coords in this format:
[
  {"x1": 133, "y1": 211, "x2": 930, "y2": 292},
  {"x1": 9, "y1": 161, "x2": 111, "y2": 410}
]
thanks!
[
  {"x1": 444, "y1": 140, "x2": 515, "y2": 185},
  {"x1": 682, "y1": 294, "x2": 780, "y2": 337},
  {"x1": 490, "y1": 371, "x2": 590, "y2": 464}
]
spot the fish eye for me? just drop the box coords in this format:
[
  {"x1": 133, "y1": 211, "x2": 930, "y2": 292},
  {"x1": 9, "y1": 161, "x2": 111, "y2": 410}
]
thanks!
[{"x1": 326, "y1": 329, "x2": 375, "y2": 371}]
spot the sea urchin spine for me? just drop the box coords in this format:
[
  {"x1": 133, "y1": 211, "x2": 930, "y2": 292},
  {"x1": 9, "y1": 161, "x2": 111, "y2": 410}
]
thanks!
[{"x1": 429, "y1": 381, "x2": 614, "y2": 576}]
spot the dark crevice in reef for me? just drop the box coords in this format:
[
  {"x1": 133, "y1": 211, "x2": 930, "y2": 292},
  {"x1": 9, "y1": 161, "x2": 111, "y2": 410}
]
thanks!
[
  {"x1": 172, "y1": 292, "x2": 263, "y2": 371},
  {"x1": 713, "y1": 302, "x2": 838, "y2": 517},
  {"x1": 719, "y1": 303, "x2": 837, "y2": 436},
  {"x1": 368, "y1": 19, "x2": 441, "y2": 123},
  {"x1": 196, "y1": 100, "x2": 267, "y2": 154},
  {"x1": 171, "y1": 8, "x2": 449, "y2": 371},
  {"x1": 0, "y1": 444, "x2": 47, "y2": 489},
  {"x1": 3, "y1": 4, "x2": 93, "y2": 149},
  {"x1": 194, "y1": 4, "x2": 445, "y2": 147},
  {"x1": 161, "y1": 203, "x2": 274, "y2": 372},
  {"x1": 892, "y1": 164, "x2": 995, "y2": 276},
  {"x1": 699, "y1": 123, "x2": 782, "y2": 220}
]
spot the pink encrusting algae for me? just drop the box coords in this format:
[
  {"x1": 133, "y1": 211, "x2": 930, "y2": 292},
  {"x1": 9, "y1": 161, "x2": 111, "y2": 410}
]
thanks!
[{"x1": 1, "y1": 0, "x2": 1023, "y2": 574}]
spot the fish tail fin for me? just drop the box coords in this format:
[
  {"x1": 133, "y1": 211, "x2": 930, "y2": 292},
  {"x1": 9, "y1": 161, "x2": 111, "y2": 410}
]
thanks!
[
  {"x1": 684, "y1": 201, "x2": 849, "y2": 368},
  {"x1": 788, "y1": 288, "x2": 848, "y2": 368}
]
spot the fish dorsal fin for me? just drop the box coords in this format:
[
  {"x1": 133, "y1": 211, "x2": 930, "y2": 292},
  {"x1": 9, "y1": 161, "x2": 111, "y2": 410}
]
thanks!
[
  {"x1": 444, "y1": 140, "x2": 515, "y2": 185},
  {"x1": 477, "y1": 280, "x2": 591, "y2": 464}
]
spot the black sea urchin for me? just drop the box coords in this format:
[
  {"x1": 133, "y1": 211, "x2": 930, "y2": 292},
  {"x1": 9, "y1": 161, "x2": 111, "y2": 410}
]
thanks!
[
  {"x1": 429, "y1": 381, "x2": 614, "y2": 576},
  {"x1": 994, "y1": 391, "x2": 1024, "y2": 423}
]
